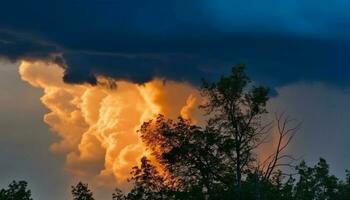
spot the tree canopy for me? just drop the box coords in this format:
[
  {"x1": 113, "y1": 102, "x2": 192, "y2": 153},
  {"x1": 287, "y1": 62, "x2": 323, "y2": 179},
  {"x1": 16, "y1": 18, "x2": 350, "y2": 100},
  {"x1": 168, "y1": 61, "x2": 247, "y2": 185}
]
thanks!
[
  {"x1": 71, "y1": 182, "x2": 95, "y2": 200},
  {"x1": 0, "y1": 181, "x2": 32, "y2": 200}
]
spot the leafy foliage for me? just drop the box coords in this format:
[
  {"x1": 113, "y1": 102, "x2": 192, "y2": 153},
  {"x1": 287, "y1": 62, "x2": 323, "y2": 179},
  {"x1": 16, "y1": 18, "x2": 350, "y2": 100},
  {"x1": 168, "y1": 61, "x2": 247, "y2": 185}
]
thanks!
[
  {"x1": 71, "y1": 182, "x2": 95, "y2": 200},
  {"x1": 0, "y1": 181, "x2": 32, "y2": 200},
  {"x1": 200, "y1": 64, "x2": 270, "y2": 195},
  {"x1": 117, "y1": 157, "x2": 350, "y2": 200}
]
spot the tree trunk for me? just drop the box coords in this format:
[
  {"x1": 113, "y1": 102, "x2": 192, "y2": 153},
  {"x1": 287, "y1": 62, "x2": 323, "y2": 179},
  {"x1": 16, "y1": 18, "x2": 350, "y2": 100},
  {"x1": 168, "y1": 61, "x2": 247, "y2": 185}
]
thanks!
[{"x1": 236, "y1": 148, "x2": 242, "y2": 200}]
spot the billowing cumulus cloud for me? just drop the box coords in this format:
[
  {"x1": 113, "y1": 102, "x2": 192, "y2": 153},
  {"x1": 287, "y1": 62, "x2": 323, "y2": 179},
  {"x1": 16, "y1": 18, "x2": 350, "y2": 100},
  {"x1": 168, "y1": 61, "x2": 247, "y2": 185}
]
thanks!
[{"x1": 19, "y1": 60, "x2": 203, "y2": 191}]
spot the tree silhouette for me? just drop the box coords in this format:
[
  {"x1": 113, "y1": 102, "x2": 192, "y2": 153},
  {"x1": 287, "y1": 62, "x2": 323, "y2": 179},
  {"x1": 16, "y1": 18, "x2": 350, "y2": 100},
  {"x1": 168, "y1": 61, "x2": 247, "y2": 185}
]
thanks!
[
  {"x1": 127, "y1": 157, "x2": 169, "y2": 200},
  {"x1": 294, "y1": 158, "x2": 339, "y2": 200},
  {"x1": 0, "y1": 181, "x2": 32, "y2": 200},
  {"x1": 112, "y1": 188, "x2": 126, "y2": 200},
  {"x1": 338, "y1": 170, "x2": 350, "y2": 200},
  {"x1": 140, "y1": 116, "x2": 228, "y2": 199},
  {"x1": 200, "y1": 64, "x2": 270, "y2": 198},
  {"x1": 71, "y1": 182, "x2": 94, "y2": 200},
  {"x1": 131, "y1": 65, "x2": 299, "y2": 199}
]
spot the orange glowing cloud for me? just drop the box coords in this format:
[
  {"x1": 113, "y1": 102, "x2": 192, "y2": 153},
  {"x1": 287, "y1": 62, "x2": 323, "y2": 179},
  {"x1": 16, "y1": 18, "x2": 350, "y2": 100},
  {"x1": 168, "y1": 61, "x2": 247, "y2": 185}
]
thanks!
[{"x1": 19, "y1": 60, "x2": 203, "y2": 188}]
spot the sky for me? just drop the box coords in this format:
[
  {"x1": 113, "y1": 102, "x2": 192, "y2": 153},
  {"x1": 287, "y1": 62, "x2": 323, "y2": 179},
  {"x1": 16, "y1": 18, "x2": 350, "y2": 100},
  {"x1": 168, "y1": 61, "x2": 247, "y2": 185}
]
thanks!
[{"x1": 1, "y1": 1, "x2": 350, "y2": 199}]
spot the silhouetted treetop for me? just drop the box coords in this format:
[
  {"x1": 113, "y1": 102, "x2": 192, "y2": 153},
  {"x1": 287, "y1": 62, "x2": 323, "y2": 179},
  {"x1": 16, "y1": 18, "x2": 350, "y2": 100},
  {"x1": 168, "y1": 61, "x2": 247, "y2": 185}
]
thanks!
[
  {"x1": 0, "y1": 180, "x2": 32, "y2": 200},
  {"x1": 71, "y1": 182, "x2": 95, "y2": 200}
]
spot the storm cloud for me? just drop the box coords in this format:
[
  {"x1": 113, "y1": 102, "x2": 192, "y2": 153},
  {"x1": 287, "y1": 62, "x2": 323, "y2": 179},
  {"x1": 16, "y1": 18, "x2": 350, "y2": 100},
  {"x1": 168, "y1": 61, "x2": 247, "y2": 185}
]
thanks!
[{"x1": 1, "y1": 0, "x2": 350, "y2": 86}]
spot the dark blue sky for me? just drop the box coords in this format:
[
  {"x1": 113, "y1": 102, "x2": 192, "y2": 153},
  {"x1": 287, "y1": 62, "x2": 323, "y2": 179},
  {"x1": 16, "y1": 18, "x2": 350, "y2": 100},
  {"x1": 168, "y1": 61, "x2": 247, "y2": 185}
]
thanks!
[{"x1": 1, "y1": 0, "x2": 350, "y2": 87}]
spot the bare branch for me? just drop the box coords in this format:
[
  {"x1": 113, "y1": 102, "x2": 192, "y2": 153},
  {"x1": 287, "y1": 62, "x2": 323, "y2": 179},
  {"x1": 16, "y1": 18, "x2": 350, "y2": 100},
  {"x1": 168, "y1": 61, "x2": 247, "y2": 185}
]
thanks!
[{"x1": 261, "y1": 112, "x2": 301, "y2": 180}]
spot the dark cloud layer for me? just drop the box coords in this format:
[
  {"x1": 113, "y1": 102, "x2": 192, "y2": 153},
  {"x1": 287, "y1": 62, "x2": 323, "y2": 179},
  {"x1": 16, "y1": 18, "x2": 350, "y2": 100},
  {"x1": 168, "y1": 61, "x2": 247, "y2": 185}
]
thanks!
[
  {"x1": 1, "y1": 0, "x2": 350, "y2": 86},
  {"x1": 0, "y1": 30, "x2": 60, "y2": 62}
]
